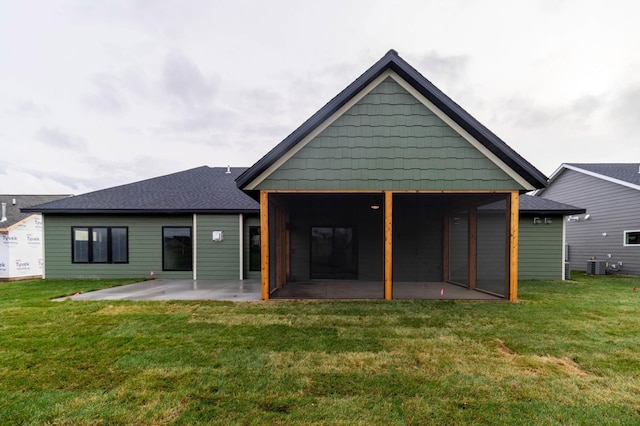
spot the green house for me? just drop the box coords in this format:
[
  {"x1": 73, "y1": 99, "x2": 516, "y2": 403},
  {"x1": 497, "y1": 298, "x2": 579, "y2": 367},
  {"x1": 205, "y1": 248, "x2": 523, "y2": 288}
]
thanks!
[
  {"x1": 23, "y1": 167, "x2": 262, "y2": 281},
  {"x1": 24, "y1": 51, "x2": 584, "y2": 300},
  {"x1": 236, "y1": 50, "x2": 571, "y2": 301}
]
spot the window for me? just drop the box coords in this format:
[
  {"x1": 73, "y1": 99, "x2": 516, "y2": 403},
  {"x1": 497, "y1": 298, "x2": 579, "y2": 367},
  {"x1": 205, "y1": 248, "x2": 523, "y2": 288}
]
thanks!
[
  {"x1": 163, "y1": 227, "x2": 192, "y2": 271},
  {"x1": 249, "y1": 226, "x2": 261, "y2": 271},
  {"x1": 624, "y1": 230, "x2": 640, "y2": 246},
  {"x1": 72, "y1": 227, "x2": 128, "y2": 263}
]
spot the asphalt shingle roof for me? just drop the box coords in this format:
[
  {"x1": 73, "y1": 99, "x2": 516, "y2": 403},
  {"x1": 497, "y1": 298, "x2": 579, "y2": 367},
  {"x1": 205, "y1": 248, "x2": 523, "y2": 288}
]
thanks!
[
  {"x1": 518, "y1": 194, "x2": 585, "y2": 215},
  {"x1": 17, "y1": 166, "x2": 581, "y2": 216},
  {"x1": 564, "y1": 163, "x2": 640, "y2": 187},
  {"x1": 1, "y1": 194, "x2": 71, "y2": 228},
  {"x1": 22, "y1": 167, "x2": 259, "y2": 214}
]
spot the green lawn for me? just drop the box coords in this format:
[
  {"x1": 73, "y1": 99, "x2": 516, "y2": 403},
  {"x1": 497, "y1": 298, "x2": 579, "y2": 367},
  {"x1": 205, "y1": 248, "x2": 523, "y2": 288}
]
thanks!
[{"x1": 1, "y1": 274, "x2": 639, "y2": 425}]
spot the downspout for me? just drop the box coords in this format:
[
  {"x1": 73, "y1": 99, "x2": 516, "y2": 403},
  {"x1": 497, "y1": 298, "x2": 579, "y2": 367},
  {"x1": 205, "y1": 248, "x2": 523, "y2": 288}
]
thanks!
[
  {"x1": 193, "y1": 214, "x2": 197, "y2": 280},
  {"x1": 0, "y1": 203, "x2": 7, "y2": 223},
  {"x1": 562, "y1": 214, "x2": 567, "y2": 280},
  {"x1": 239, "y1": 214, "x2": 244, "y2": 280}
]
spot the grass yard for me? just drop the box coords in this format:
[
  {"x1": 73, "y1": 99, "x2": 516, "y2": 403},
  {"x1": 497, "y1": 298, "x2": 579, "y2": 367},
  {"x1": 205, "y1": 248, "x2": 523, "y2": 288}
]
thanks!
[{"x1": 1, "y1": 273, "x2": 639, "y2": 425}]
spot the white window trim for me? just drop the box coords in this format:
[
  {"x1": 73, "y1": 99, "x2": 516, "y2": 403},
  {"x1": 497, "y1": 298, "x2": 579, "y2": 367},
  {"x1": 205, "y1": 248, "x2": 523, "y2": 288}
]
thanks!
[{"x1": 623, "y1": 229, "x2": 640, "y2": 247}]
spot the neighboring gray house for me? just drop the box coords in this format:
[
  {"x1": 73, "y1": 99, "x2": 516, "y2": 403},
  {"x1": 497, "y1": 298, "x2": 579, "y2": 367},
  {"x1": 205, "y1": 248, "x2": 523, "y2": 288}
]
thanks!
[
  {"x1": 1, "y1": 194, "x2": 70, "y2": 281},
  {"x1": 537, "y1": 163, "x2": 640, "y2": 275}
]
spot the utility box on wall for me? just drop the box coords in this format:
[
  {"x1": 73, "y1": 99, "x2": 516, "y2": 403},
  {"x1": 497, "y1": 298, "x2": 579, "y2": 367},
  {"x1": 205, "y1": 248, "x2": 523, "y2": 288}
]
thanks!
[{"x1": 212, "y1": 231, "x2": 224, "y2": 242}]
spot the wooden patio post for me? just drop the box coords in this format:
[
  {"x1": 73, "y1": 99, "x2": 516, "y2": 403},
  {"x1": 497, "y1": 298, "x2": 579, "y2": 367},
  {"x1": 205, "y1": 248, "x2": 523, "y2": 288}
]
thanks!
[
  {"x1": 260, "y1": 191, "x2": 270, "y2": 300},
  {"x1": 509, "y1": 191, "x2": 519, "y2": 301},
  {"x1": 384, "y1": 191, "x2": 393, "y2": 300}
]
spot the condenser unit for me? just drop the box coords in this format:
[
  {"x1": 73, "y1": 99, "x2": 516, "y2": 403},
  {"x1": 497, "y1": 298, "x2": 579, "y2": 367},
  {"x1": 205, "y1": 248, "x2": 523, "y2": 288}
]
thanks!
[{"x1": 586, "y1": 260, "x2": 607, "y2": 275}]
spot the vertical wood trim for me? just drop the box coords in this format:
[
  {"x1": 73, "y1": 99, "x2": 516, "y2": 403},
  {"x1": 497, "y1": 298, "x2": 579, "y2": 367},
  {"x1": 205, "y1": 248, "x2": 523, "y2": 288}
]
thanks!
[
  {"x1": 384, "y1": 191, "x2": 393, "y2": 300},
  {"x1": 468, "y1": 206, "x2": 477, "y2": 290},
  {"x1": 442, "y1": 214, "x2": 449, "y2": 282},
  {"x1": 260, "y1": 191, "x2": 269, "y2": 300},
  {"x1": 509, "y1": 191, "x2": 519, "y2": 301}
]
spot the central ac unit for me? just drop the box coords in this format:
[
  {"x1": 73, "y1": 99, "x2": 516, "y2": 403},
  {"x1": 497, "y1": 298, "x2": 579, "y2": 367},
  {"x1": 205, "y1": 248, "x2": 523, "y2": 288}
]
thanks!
[{"x1": 587, "y1": 260, "x2": 607, "y2": 275}]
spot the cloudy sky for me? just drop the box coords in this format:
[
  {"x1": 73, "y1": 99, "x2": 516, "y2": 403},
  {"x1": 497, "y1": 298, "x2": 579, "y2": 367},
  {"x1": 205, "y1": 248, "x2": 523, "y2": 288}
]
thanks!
[{"x1": 2, "y1": 0, "x2": 639, "y2": 195}]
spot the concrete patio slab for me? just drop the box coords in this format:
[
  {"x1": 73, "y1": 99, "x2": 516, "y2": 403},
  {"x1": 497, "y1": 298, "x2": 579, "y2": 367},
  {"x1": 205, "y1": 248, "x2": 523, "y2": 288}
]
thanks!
[
  {"x1": 53, "y1": 279, "x2": 262, "y2": 302},
  {"x1": 53, "y1": 279, "x2": 502, "y2": 302}
]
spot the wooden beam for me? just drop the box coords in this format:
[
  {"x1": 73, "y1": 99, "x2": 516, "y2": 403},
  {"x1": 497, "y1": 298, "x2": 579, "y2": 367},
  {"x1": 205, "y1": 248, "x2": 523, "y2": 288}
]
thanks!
[
  {"x1": 260, "y1": 191, "x2": 270, "y2": 300},
  {"x1": 509, "y1": 191, "x2": 519, "y2": 301},
  {"x1": 384, "y1": 191, "x2": 393, "y2": 300},
  {"x1": 263, "y1": 189, "x2": 516, "y2": 194}
]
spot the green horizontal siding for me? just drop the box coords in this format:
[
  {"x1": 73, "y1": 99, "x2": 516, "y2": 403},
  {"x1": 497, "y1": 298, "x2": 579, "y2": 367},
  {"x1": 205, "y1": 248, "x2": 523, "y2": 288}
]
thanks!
[
  {"x1": 43, "y1": 214, "x2": 192, "y2": 279},
  {"x1": 257, "y1": 77, "x2": 524, "y2": 191},
  {"x1": 196, "y1": 215, "x2": 241, "y2": 279},
  {"x1": 518, "y1": 215, "x2": 563, "y2": 280}
]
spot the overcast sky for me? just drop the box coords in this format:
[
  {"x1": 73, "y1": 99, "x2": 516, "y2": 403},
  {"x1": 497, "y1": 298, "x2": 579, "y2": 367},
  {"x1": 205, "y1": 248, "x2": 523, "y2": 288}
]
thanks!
[{"x1": 2, "y1": 0, "x2": 639, "y2": 195}]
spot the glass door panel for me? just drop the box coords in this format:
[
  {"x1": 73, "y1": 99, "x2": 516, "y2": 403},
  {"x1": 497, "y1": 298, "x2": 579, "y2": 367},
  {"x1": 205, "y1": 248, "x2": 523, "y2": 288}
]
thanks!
[{"x1": 311, "y1": 227, "x2": 357, "y2": 279}]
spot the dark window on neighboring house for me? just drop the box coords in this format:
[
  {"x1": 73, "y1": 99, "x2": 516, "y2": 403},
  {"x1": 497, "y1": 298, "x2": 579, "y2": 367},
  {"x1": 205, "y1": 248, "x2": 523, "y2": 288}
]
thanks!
[
  {"x1": 163, "y1": 227, "x2": 192, "y2": 271},
  {"x1": 72, "y1": 227, "x2": 128, "y2": 263},
  {"x1": 624, "y1": 230, "x2": 640, "y2": 246},
  {"x1": 249, "y1": 226, "x2": 261, "y2": 271}
]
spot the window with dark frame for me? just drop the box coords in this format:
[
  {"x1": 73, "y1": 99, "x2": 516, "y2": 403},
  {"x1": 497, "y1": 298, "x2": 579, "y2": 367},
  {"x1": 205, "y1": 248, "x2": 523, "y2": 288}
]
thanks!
[
  {"x1": 249, "y1": 226, "x2": 261, "y2": 271},
  {"x1": 162, "y1": 227, "x2": 193, "y2": 271},
  {"x1": 72, "y1": 227, "x2": 128, "y2": 264}
]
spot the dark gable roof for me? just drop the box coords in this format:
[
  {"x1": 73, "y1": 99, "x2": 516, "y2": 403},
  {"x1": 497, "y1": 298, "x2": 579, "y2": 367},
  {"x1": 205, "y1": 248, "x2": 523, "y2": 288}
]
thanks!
[
  {"x1": 518, "y1": 194, "x2": 585, "y2": 215},
  {"x1": 1, "y1": 195, "x2": 71, "y2": 228},
  {"x1": 561, "y1": 163, "x2": 640, "y2": 189},
  {"x1": 237, "y1": 49, "x2": 548, "y2": 190},
  {"x1": 22, "y1": 167, "x2": 259, "y2": 214}
]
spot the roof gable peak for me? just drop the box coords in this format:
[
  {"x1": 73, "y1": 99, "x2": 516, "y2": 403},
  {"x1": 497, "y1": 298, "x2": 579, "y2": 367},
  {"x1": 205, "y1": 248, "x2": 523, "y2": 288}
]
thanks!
[{"x1": 237, "y1": 50, "x2": 547, "y2": 190}]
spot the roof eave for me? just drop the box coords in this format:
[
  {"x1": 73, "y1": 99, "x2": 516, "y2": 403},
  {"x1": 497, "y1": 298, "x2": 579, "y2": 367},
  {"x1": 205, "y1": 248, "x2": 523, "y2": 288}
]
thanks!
[
  {"x1": 520, "y1": 208, "x2": 586, "y2": 215},
  {"x1": 26, "y1": 209, "x2": 260, "y2": 215}
]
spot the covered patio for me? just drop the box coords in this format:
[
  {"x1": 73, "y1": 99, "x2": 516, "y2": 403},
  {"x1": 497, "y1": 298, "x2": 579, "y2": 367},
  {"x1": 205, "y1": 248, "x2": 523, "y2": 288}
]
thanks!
[
  {"x1": 236, "y1": 50, "x2": 548, "y2": 301},
  {"x1": 260, "y1": 191, "x2": 518, "y2": 301}
]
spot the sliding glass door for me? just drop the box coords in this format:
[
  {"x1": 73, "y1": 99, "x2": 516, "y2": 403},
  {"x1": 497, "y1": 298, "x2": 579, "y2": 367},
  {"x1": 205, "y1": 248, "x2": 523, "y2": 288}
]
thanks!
[{"x1": 310, "y1": 227, "x2": 357, "y2": 279}]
